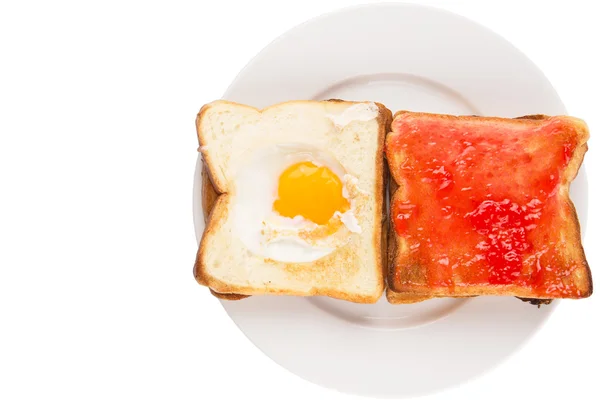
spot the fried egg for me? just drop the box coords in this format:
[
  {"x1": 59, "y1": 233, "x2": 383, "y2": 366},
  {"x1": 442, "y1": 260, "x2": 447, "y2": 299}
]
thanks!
[{"x1": 231, "y1": 144, "x2": 366, "y2": 263}]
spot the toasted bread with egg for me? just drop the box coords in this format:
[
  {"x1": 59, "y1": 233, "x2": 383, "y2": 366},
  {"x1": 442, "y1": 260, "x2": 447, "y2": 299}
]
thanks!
[
  {"x1": 386, "y1": 111, "x2": 592, "y2": 303},
  {"x1": 194, "y1": 99, "x2": 392, "y2": 303}
]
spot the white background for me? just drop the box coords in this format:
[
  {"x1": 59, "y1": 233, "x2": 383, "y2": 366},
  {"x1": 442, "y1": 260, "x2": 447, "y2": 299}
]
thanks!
[{"x1": 0, "y1": 0, "x2": 598, "y2": 404}]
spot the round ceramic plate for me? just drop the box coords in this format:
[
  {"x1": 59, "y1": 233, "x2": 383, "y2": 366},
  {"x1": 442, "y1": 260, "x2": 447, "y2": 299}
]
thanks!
[{"x1": 193, "y1": 3, "x2": 588, "y2": 398}]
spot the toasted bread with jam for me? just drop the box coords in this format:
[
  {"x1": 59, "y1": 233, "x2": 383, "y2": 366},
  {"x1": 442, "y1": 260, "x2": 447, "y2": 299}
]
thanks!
[{"x1": 386, "y1": 111, "x2": 591, "y2": 303}]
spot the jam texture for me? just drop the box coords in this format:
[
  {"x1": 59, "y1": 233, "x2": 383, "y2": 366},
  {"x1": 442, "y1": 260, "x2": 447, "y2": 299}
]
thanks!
[{"x1": 388, "y1": 114, "x2": 587, "y2": 298}]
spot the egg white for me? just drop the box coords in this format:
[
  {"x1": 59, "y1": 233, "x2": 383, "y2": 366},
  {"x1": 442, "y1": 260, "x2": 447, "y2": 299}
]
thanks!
[{"x1": 230, "y1": 144, "x2": 363, "y2": 263}]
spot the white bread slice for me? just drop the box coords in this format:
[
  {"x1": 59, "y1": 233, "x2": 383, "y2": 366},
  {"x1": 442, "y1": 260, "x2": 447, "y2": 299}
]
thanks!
[{"x1": 194, "y1": 100, "x2": 391, "y2": 303}]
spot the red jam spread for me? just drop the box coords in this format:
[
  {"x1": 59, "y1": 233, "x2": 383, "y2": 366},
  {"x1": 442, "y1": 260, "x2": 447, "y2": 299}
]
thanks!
[{"x1": 388, "y1": 115, "x2": 583, "y2": 297}]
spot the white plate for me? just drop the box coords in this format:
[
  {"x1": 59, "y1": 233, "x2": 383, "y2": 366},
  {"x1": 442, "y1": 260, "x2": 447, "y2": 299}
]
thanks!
[{"x1": 193, "y1": 3, "x2": 588, "y2": 398}]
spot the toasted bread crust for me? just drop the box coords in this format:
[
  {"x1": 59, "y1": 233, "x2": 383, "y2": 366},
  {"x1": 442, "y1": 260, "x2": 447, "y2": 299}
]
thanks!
[
  {"x1": 386, "y1": 112, "x2": 591, "y2": 301},
  {"x1": 194, "y1": 100, "x2": 391, "y2": 303},
  {"x1": 378, "y1": 105, "x2": 394, "y2": 297},
  {"x1": 386, "y1": 289, "x2": 432, "y2": 304},
  {"x1": 209, "y1": 289, "x2": 248, "y2": 301}
]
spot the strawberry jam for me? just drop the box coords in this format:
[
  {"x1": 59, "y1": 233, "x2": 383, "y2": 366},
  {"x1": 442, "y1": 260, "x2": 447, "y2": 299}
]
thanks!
[{"x1": 388, "y1": 114, "x2": 586, "y2": 297}]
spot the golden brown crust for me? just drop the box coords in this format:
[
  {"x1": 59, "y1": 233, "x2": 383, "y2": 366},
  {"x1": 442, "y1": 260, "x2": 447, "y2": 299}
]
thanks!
[
  {"x1": 210, "y1": 289, "x2": 248, "y2": 301},
  {"x1": 376, "y1": 103, "x2": 394, "y2": 297},
  {"x1": 565, "y1": 195, "x2": 593, "y2": 297},
  {"x1": 386, "y1": 289, "x2": 432, "y2": 304},
  {"x1": 200, "y1": 162, "x2": 219, "y2": 223},
  {"x1": 194, "y1": 100, "x2": 390, "y2": 303},
  {"x1": 386, "y1": 111, "x2": 591, "y2": 301}
]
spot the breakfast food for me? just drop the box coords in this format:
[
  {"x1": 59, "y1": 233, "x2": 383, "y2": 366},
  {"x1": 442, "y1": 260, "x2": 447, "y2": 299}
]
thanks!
[
  {"x1": 386, "y1": 111, "x2": 592, "y2": 303},
  {"x1": 194, "y1": 99, "x2": 392, "y2": 303}
]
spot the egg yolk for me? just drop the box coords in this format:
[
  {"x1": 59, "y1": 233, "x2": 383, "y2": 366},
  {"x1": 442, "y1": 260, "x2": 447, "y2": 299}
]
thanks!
[{"x1": 273, "y1": 161, "x2": 350, "y2": 225}]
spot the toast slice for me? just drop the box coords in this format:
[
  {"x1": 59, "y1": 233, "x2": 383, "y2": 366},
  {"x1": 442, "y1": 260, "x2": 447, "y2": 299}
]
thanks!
[
  {"x1": 386, "y1": 111, "x2": 592, "y2": 302},
  {"x1": 194, "y1": 99, "x2": 392, "y2": 303}
]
